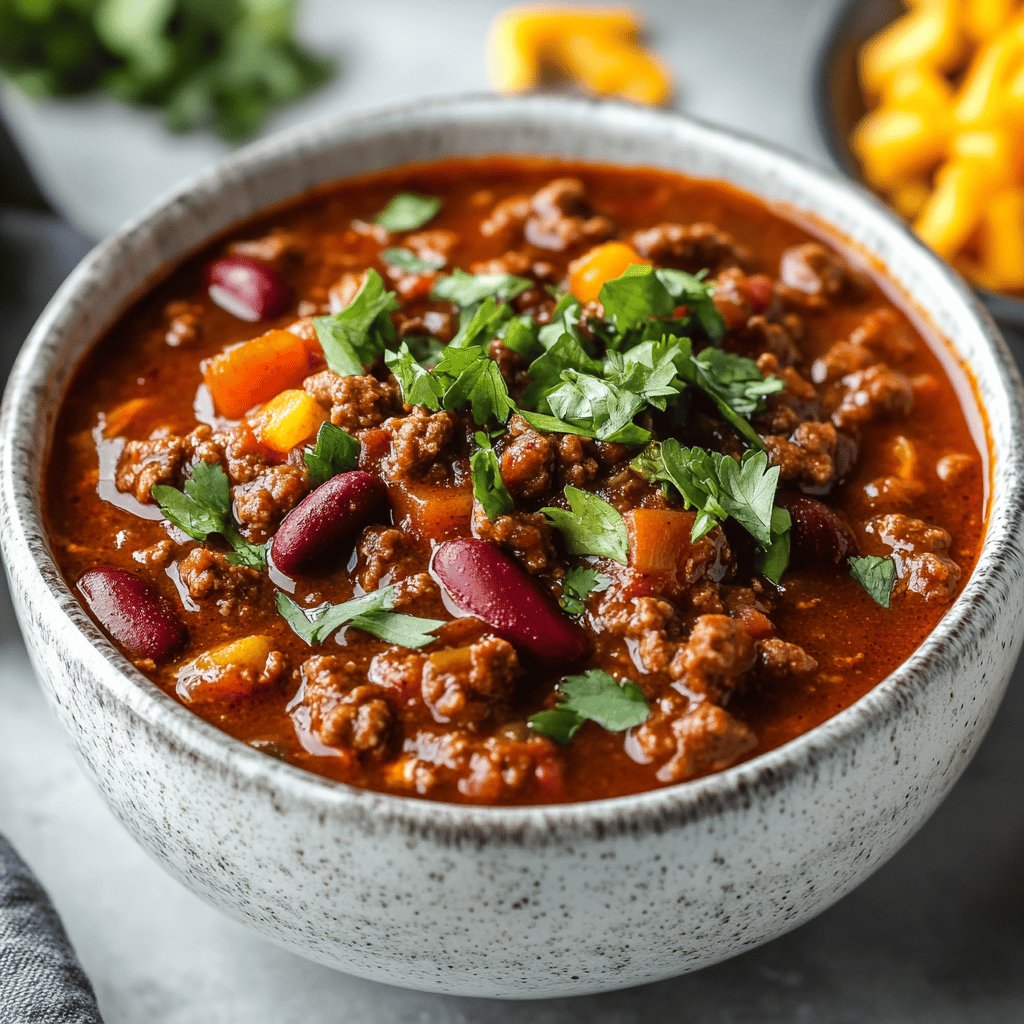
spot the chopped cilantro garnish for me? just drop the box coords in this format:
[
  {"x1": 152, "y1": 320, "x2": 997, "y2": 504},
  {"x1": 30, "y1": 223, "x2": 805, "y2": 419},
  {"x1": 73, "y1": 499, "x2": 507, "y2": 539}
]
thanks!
[
  {"x1": 450, "y1": 297, "x2": 513, "y2": 348},
  {"x1": 559, "y1": 567, "x2": 612, "y2": 616},
  {"x1": 277, "y1": 588, "x2": 444, "y2": 649},
  {"x1": 632, "y1": 440, "x2": 781, "y2": 549},
  {"x1": 375, "y1": 193, "x2": 441, "y2": 232},
  {"x1": 303, "y1": 423, "x2": 360, "y2": 486},
  {"x1": 380, "y1": 247, "x2": 445, "y2": 273},
  {"x1": 152, "y1": 461, "x2": 265, "y2": 568},
  {"x1": 470, "y1": 432, "x2": 514, "y2": 522},
  {"x1": 756, "y1": 506, "x2": 793, "y2": 585},
  {"x1": 599, "y1": 264, "x2": 677, "y2": 332},
  {"x1": 849, "y1": 555, "x2": 897, "y2": 608},
  {"x1": 386, "y1": 341, "x2": 515, "y2": 425},
  {"x1": 656, "y1": 267, "x2": 726, "y2": 341},
  {"x1": 499, "y1": 315, "x2": 542, "y2": 357},
  {"x1": 542, "y1": 486, "x2": 629, "y2": 565},
  {"x1": 529, "y1": 669, "x2": 649, "y2": 744},
  {"x1": 385, "y1": 343, "x2": 448, "y2": 409},
  {"x1": 683, "y1": 347, "x2": 783, "y2": 449},
  {"x1": 431, "y1": 269, "x2": 533, "y2": 307},
  {"x1": 313, "y1": 269, "x2": 397, "y2": 376}
]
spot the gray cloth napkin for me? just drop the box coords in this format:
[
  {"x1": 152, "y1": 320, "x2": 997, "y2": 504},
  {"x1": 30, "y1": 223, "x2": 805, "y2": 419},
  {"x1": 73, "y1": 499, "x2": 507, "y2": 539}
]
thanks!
[{"x1": 0, "y1": 834, "x2": 103, "y2": 1024}]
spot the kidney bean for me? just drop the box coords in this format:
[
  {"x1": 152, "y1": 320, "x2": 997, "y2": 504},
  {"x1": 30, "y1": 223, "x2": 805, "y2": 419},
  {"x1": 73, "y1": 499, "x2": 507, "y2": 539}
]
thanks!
[
  {"x1": 271, "y1": 471, "x2": 389, "y2": 576},
  {"x1": 779, "y1": 495, "x2": 857, "y2": 566},
  {"x1": 78, "y1": 567, "x2": 186, "y2": 662},
  {"x1": 205, "y1": 256, "x2": 290, "y2": 322},
  {"x1": 431, "y1": 539, "x2": 589, "y2": 663}
]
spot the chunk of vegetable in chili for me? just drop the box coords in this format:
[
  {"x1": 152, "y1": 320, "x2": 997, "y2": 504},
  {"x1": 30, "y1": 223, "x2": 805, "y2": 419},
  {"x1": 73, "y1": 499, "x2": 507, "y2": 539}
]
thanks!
[{"x1": 48, "y1": 156, "x2": 985, "y2": 805}]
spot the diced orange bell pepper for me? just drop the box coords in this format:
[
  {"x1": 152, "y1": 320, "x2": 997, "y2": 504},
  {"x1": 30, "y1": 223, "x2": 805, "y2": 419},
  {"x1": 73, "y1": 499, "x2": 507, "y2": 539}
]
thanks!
[
  {"x1": 391, "y1": 482, "x2": 474, "y2": 541},
  {"x1": 202, "y1": 328, "x2": 311, "y2": 419},
  {"x1": 569, "y1": 242, "x2": 650, "y2": 303},
  {"x1": 251, "y1": 389, "x2": 327, "y2": 455},
  {"x1": 626, "y1": 508, "x2": 697, "y2": 575}
]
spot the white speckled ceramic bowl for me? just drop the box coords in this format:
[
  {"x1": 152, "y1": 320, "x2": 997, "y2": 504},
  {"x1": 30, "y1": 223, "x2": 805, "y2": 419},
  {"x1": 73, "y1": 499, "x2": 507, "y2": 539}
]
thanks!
[{"x1": 2, "y1": 96, "x2": 1023, "y2": 1000}]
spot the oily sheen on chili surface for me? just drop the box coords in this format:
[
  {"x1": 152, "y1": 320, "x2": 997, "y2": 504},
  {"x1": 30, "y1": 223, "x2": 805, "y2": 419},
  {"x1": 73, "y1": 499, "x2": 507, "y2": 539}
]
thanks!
[{"x1": 45, "y1": 157, "x2": 987, "y2": 805}]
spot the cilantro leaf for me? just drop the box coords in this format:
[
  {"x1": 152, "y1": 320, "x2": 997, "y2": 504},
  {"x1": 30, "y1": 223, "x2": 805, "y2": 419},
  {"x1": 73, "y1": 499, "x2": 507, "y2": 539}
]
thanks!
[
  {"x1": 431, "y1": 269, "x2": 532, "y2": 307},
  {"x1": 682, "y1": 347, "x2": 782, "y2": 449},
  {"x1": 630, "y1": 441, "x2": 729, "y2": 542},
  {"x1": 375, "y1": 192, "x2": 441, "y2": 232},
  {"x1": 542, "y1": 486, "x2": 629, "y2": 564},
  {"x1": 152, "y1": 461, "x2": 266, "y2": 568},
  {"x1": 598, "y1": 264, "x2": 676, "y2": 331},
  {"x1": 529, "y1": 669, "x2": 649, "y2": 744},
  {"x1": 849, "y1": 555, "x2": 897, "y2": 608},
  {"x1": 303, "y1": 423, "x2": 360, "y2": 486},
  {"x1": 523, "y1": 331, "x2": 602, "y2": 406},
  {"x1": 756, "y1": 506, "x2": 792, "y2": 585},
  {"x1": 380, "y1": 247, "x2": 444, "y2": 273},
  {"x1": 277, "y1": 588, "x2": 444, "y2": 648},
  {"x1": 656, "y1": 268, "x2": 726, "y2": 341},
  {"x1": 500, "y1": 315, "x2": 542, "y2": 358},
  {"x1": 313, "y1": 270, "x2": 398, "y2": 376},
  {"x1": 545, "y1": 370, "x2": 647, "y2": 443},
  {"x1": 715, "y1": 449, "x2": 780, "y2": 548},
  {"x1": 386, "y1": 341, "x2": 515, "y2": 424},
  {"x1": 604, "y1": 337, "x2": 688, "y2": 410},
  {"x1": 433, "y1": 345, "x2": 516, "y2": 424},
  {"x1": 385, "y1": 342, "x2": 446, "y2": 410},
  {"x1": 450, "y1": 297, "x2": 513, "y2": 348},
  {"x1": 559, "y1": 567, "x2": 612, "y2": 615},
  {"x1": 632, "y1": 440, "x2": 780, "y2": 548},
  {"x1": 470, "y1": 432, "x2": 514, "y2": 522}
]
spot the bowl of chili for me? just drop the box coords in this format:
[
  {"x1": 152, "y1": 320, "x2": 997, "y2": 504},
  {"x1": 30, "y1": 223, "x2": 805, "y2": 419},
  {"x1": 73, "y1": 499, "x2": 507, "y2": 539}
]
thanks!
[{"x1": 1, "y1": 95, "x2": 1022, "y2": 998}]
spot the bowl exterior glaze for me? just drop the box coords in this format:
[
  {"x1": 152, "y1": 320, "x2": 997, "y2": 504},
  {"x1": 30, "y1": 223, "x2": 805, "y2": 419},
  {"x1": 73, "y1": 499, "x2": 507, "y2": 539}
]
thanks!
[{"x1": 3, "y1": 96, "x2": 1023, "y2": 999}]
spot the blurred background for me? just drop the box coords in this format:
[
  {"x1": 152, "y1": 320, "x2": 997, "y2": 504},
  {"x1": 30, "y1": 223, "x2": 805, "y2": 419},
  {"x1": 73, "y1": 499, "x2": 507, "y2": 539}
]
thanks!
[{"x1": 0, "y1": 1, "x2": 1021, "y2": 1021}]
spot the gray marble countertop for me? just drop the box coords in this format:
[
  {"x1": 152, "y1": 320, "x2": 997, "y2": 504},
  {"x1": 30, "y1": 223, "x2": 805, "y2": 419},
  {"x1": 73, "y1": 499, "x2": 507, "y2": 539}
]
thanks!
[{"x1": 1, "y1": 1, "x2": 1022, "y2": 1020}]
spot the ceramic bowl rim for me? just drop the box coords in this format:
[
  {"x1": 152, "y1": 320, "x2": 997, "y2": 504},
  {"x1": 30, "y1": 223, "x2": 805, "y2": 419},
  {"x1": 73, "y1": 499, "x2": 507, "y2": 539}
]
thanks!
[{"x1": 2, "y1": 92, "x2": 1022, "y2": 840}]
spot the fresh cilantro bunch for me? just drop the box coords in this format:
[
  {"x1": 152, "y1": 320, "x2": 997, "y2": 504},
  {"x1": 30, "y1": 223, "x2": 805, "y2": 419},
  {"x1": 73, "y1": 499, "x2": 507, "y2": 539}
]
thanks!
[{"x1": 0, "y1": 0, "x2": 334, "y2": 141}]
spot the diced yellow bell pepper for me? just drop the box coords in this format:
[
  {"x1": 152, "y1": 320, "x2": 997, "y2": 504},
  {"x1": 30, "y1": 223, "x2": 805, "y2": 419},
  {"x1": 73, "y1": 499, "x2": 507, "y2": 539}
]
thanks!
[
  {"x1": 976, "y1": 188, "x2": 1024, "y2": 289},
  {"x1": 199, "y1": 634, "x2": 275, "y2": 672},
  {"x1": 178, "y1": 634, "x2": 277, "y2": 705},
  {"x1": 252, "y1": 388, "x2": 327, "y2": 454},
  {"x1": 852, "y1": 108, "x2": 948, "y2": 189},
  {"x1": 859, "y1": 1, "x2": 964, "y2": 96},
  {"x1": 913, "y1": 160, "x2": 991, "y2": 257},
  {"x1": 569, "y1": 242, "x2": 650, "y2": 303}
]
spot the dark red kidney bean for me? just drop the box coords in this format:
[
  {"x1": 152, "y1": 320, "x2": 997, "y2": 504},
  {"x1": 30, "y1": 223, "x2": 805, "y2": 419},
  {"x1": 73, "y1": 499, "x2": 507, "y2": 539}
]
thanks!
[
  {"x1": 779, "y1": 495, "x2": 857, "y2": 566},
  {"x1": 432, "y1": 539, "x2": 589, "y2": 663},
  {"x1": 78, "y1": 567, "x2": 186, "y2": 662},
  {"x1": 205, "y1": 256, "x2": 290, "y2": 322},
  {"x1": 271, "y1": 471, "x2": 389, "y2": 576}
]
